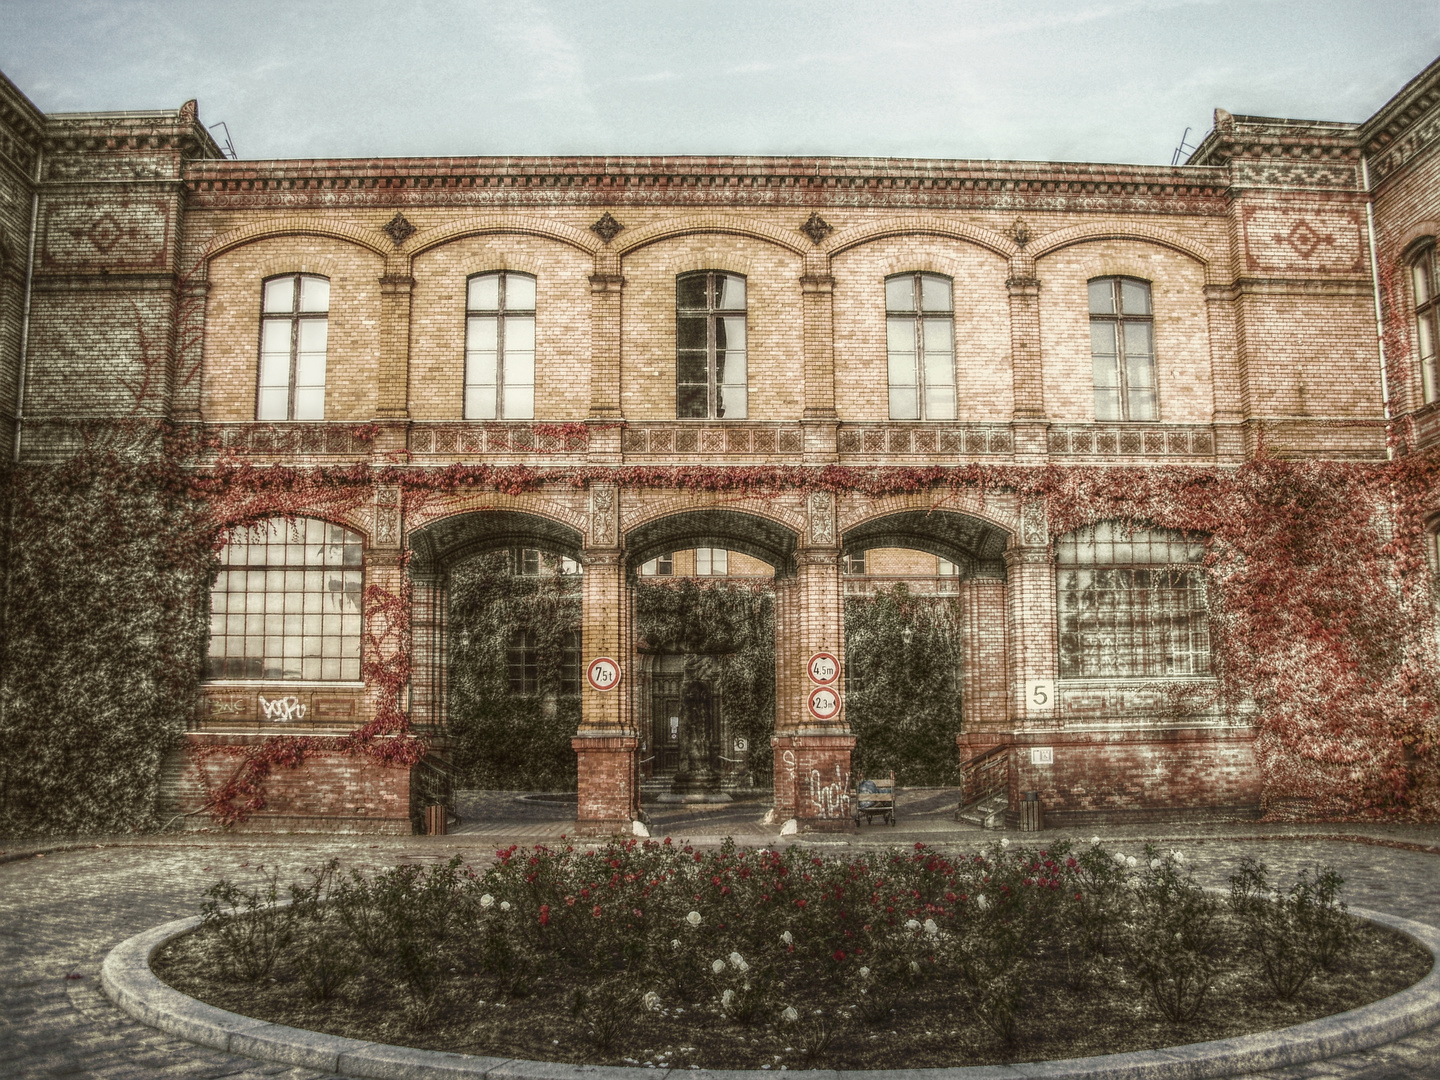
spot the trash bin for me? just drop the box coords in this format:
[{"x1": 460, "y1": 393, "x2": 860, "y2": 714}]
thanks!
[
  {"x1": 424, "y1": 804, "x2": 447, "y2": 836},
  {"x1": 1019, "y1": 790, "x2": 1044, "y2": 832}
]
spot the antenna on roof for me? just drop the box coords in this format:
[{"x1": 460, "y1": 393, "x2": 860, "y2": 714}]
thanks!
[
  {"x1": 208, "y1": 121, "x2": 238, "y2": 160},
  {"x1": 1170, "y1": 126, "x2": 1199, "y2": 166}
]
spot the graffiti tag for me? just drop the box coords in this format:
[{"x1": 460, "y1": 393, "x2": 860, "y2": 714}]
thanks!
[
  {"x1": 207, "y1": 698, "x2": 244, "y2": 715},
  {"x1": 259, "y1": 695, "x2": 307, "y2": 722},
  {"x1": 782, "y1": 749, "x2": 796, "y2": 781},
  {"x1": 809, "y1": 764, "x2": 849, "y2": 819}
]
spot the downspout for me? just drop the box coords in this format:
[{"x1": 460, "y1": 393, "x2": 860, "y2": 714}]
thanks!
[
  {"x1": 1361, "y1": 154, "x2": 1393, "y2": 460},
  {"x1": 13, "y1": 147, "x2": 41, "y2": 464}
]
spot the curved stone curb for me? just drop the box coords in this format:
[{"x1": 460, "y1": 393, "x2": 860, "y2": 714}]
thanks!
[{"x1": 102, "y1": 906, "x2": 1440, "y2": 1080}]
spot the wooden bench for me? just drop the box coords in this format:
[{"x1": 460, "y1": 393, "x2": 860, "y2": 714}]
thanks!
[{"x1": 853, "y1": 772, "x2": 896, "y2": 826}]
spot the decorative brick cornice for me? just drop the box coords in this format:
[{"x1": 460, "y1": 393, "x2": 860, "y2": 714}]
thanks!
[
  {"x1": 1360, "y1": 55, "x2": 1440, "y2": 177},
  {"x1": 181, "y1": 156, "x2": 1230, "y2": 215}
]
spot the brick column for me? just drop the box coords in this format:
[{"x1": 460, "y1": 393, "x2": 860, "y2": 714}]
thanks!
[
  {"x1": 574, "y1": 482, "x2": 639, "y2": 833},
  {"x1": 376, "y1": 271, "x2": 414, "y2": 420},
  {"x1": 588, "y1": 254, "x2": 625, "y2": 463},
  {"x1": 770, "y1": 491, "x2": 856, "y2": 831},
  {"x1": 800, "y1": 253, "x2": 838, "y2": 462},
  {"x1": 770, "y1": 574, "x2": 800, "y2": 820},
  {"x1": 1005, "y1": 502, "x2": 1059, "y2": 732},
  {"x1": 409, "y1": 572, "x2": 447, "y2": 735},
  {"x1": 1007, "y1": 257, "x2": 1048, "y2": 462},
  {"x1": 955, "y1": 574, "x2": 1011, "y2": 775},
  {"x1": 171, "y1": 275, "x2": 209, "y2": 422},
  {"x1": 364, "y1": 484, "x2": 407, "y2": 733},
  {"x1": 1205, "y1": 282, "x2": 1246, "y2": 462}
]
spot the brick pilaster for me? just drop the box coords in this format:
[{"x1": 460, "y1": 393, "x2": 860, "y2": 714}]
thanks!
[
  {"x1": 376, "y1": 270, "x2": 413, "y2": 420},
  {"x1": 1004, "y1": 540, "x2": 1058, "y2": 729},
  {"x1": 800, "y1": 256, "x2": 839, "y2": 462},
  {"x1": 958, "y1": 576, "x2": 1009, "y2": 731},
  {"x1": 1205, "y1": 282, "x2": 1246, "y2": 461}
]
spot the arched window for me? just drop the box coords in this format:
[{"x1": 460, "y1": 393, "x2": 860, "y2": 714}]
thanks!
[
  {"x1": 208, "y1": 518, "x2": 363, "y2": 681},
  {"x1": 466, "y1": 271, "x2": 536, "y2": 419},
  {"x1": 1089, "y1": 277, "x2": 1157, "y2": 421},
  {"x1": 1412, "y1": 244, "x2": 1438, "y2": 404},
  {"x1": 1056, "y1": 523, "x2": 1208, "y2": 678},
  {"x1": 885, "y1": 272, "x2": 955, "y2": 420},
  {"x1": 676, "y1": 271, "x2": 747, "y2": 419},
  {"x1": 258, "y1": 274, "x2": 329, "y2": 420}
]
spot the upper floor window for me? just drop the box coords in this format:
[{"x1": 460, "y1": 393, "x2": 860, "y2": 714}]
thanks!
[
  {"x1": 258, "y1": 275, "x2": 329, "y2": 421},
  {"x1": 466, "y1": 272, "x2": 536, "y2": 419},
  {"x1": 1056, "y1": 523, "x2": 1208, "y2": 679},
  {"x1": 886, "y1": 273, "x2": 956, "y2": 420},
  {"x1": 1089, "y1": 277, "x2": 1156, "y2": 421},
  {"x1": 208, "y1": 517, "x2": 363, "y2": 681},
  {"x1": 641, "y1": 554, "x2": 675, "y2": 577},
  {"x1": 1413, "y1": 245, "x2": 1438, "y2": 404},
  {"x1": 695, "y1": 548, "x2": 728, "y2": 576},
  {"x1": 514, "y1": 547, "x2": 581, "y2": 576},
  {"x1": 507, "y1": 628, "x2": 582, "y2": 695},
  {"x1": 843, "y1": 551, "x2": 867, "y2": 575},
  {"x1": 677, "y1": 271, "x2": 747, "y2": 419}
]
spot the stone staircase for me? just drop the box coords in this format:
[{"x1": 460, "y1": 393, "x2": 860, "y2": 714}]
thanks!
[{"x1": 955, "y1": 790, "x2": 1008, "y2": 828}]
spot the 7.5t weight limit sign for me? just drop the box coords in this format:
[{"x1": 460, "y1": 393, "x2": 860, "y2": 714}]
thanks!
[{"x1": 586, "y1": 657, "x2": 621, "y2": 691}]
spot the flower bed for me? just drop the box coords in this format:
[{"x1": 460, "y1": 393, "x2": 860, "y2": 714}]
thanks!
[{"x1": 152, "y1": 838, "x2": 1431, "y2": 1070}]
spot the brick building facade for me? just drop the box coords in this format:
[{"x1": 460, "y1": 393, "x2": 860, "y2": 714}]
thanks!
[{"x1": 0, "y1": 58, "x2": 1436, "y2": 834}]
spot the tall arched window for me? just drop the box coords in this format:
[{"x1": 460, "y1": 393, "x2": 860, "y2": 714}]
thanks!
[
  {"x1": 466, "y1": 271, "x2": 536, "y2": 419},
  {"x1": 1412, "y1": 244, "x2": 1438, "y2": 404},
  {"x1": 1089, "y1": 277, "x2": 1157, "y2": 421},
  {"x1": 1056, "y1": 523, "x2": 1208, "y2": 678},
  {"x1": 258, "y1": 274, "x2": 329, "y2": 420},
  {"x1": 208, "y1": 518, "x2": 363, "y2": 681},
  {"x1": 885, "y1": 272, "x2": 956, "y2": 420},
  {"x1": 676, "y1": 271, "x2": 747, "y2": 419}
]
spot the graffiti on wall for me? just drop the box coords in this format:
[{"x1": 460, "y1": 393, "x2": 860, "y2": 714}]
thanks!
[
  {"x1": 259, "y1": 695, "x2": 307, "y2": 722},
  {"x1": 809, "y1": 763, "x2": 849, "y2": 819}
]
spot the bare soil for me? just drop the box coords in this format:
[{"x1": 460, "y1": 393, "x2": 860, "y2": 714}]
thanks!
[{"x1": 153, "y1": 916, "x2": 1431, "y2": 1071}]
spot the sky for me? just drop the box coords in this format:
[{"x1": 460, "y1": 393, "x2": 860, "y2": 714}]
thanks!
[{"x1": 1, "y1": 0, "x2": 1437, "y2": 166}]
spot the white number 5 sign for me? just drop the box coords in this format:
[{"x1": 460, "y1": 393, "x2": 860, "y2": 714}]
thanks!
[
  {"x1": 586, "y1": 657, "x2": 621, "y2": 691},
  {"x1": 1029, "y1": 680, "x2": 1055, "y2": 711}
]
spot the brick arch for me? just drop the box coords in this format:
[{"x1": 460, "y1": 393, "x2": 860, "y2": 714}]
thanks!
[
  {"x1": 202, "y1": 217, "x2": 392, "y2": 263},
  {"x1": 839, "y1": 491, "x2": 1015, "y2": 579},
  {"x1": 826, "y1": 216, "x2": 1016, "y2": 261},
  {"x1": 624, "y1": 507, "x2": 801, "y2": 573},
  {"x1": 620, "y1": 491, "x2": 806, "y2": 540},
  {"x1": 615, "y1": 214, "x2": 810, "y2": 258},
  {"x1": 408, "y1": 504, "x2": 587, "y2": 578},
  {"x1": 406, "y1": 214, "x2": 601, "y2": 258},
  {"x1": 407, "y1": 489, "x2": 587, "y2": 536},
  {"x1": 1395, "y1": 222, "x2": 1440, "y2": 260},
  {"x1": 838, "y1": 488, "x2": 1016, "y2": 534},
  {"x1": 211, "y1": 508, "x2": 372, "y2": 546},
  {"x1": 1029, "y1": 224, "x2": 1217, "y2": 279}
]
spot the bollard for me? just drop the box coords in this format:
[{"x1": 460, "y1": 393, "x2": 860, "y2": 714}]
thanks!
[
  {"x1": 1019, "y1": 790, "x2": 1043, "y2": 832},
  {"x1": 425, "y1": 804, "x2": 447, "y2": 836}
]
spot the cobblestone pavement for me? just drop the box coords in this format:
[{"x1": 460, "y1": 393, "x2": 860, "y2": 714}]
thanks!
[{"x1": 2, "y1": 800, "x2": 1438, "y2": 1079}]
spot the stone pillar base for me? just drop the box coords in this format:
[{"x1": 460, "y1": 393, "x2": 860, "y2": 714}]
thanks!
[
  {"x1": 790, "y1": 732, "x2": 858, "y2": 832},
  {"x1": 573, "y1": 734, "x2": 639, "y2": 834}
]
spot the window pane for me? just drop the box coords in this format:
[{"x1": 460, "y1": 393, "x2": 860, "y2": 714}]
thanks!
[
  {"x1": 887, "y1": 316, "x2": 917, "y2": 355},
  {"x1": 677, "y1": 317, "x2": 707, "y2": 351},
  {"x1": 503, "y1": 349, "x2": 534, "y2": 387},
  {"x1": 262, "y1": 319, "x2": 292, "y2": 355},
  {"x1": 924, "y1": 384, "x2": 957, "y2": 420},
  {"x1": 921, "y1": 275, "x2": 953, "y2": 312},
  {"x1": 677, "y1": 352, "x2": 708, "y2": 384},
  {"x1": 299, "y1": 276, "x2": 329, "y2": 313},
  {"x1": 468, "y1": 315, "x2": 498, "y2": 351},
  {"x1": 677, "y1": 275, "x2": 708, "y2": 309},
  {"x1": 505, "y1": 273, "x2": 536, "y2": 310},
  {"x1": 923, "y1": 349, "x2": 954, "y2": 390},
  {"x1": 505, "y1": 315, "x2": 535, "y2": 351},
  {"x1": 296, "y1": 351, "x2": 326, "y2": 386},
  {"x1": 257, "y1": 387, "x2": 289, "y2": 420},
  {"x1": 1088, "y1": 279, "x2": 1116, "y2": 315},
  {"x1": 1419, "y1": 309, "x2": 1436, "y2": 361},
  {"x1": 469, "y1": 274, "x2": 500, "y2": 311},
  {"x1": 717, "y1": 316, "x2": 745, "y2": 351},
  {"x1": 1091, "y1": 323, "x2": 1118, "y2": 363},
  {"x1": 263, "y1": 277, "x2": 295, "y2": 313},
  {"x1": 716, "y1": 274, "x2": 746, "y2": 310},
  {"x1": 1094, "y1": 387, "x2": 1122, "y2": 421},
  {"x1": 889, "y1": 349, "x2": 918, "y2": 386},
  {"x1": 713, "y1": 549, "x2": 728, "y2": 574},
  {"x1": 466, "y1": 385, "x2": 497, "y2": 419},
  {"x1": 1123, "y1": 321, "x2": 1152, "y2": 357},
  {"x1": 293, "y1": 385, "x2": 323, "y2": 421},
  {"x1": 1128, "y1": 388, "x2": 1158, "y2": 421},
  {"x1": 467, "y1": 349, "x2": 498, "y2": 387},
  {"x1": 889, "y1": 385, "x2": 919, "y2": 420},
  {"x1": 696, "y1": 548, "x2": 712, "y2": 575},
  {"x1": 886, "y1": 276, "x2": 915, "y2": 312},
  {"x1": 1415, "y1": 260, "x2": 1432, "y2": 306},
  {"x1": 1126, "y1": 350, "x2": 1157, "y2": 390},
  {"x1": 677, "y1": 385, "x2": 708, "y2": 418},
  {"x1": 297, "y1": 319, "x2": 327, "y2": 352},
  {"x1": 1120, "y1": 279, "x2": 1151, "y2": 315},
  {"x1": 503, "y1": 383, "x2": 534, "y2": 419},
  {"x1": 717, "y1": 383, "x2": 746, "y2": 419},
  {"x1": 716, "y1": 347, "x2": 745, "y2": 387},
  {"x1": 922, "y1": 317, "x2": 953, "y2": 356},
  {"x1": 258, "y1": 347, "x2": 290, "y2": 388}
]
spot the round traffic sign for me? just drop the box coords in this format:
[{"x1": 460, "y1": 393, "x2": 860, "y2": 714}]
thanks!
[
  {"x1": 807, "y1": 685, "x2": 842, "y2": 721},
  {"x1": 807, "y1": 651, "x2": 840, "y2": 686},
  {"x1": 586, "y1": 657, "x2": 622, "y2": 691}
]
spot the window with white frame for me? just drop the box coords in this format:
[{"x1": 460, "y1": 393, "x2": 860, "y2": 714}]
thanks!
[
  {"x1": 695, "y1": 548, "x2": 728, "y2": 576},
  {"x1": 1056, "y1": 523, "x2": 1209, "y2": 678},
  {"x1": 1413, "y1": 244, "x2": 1439, "y2": 404},
  {"x1": 466, "y1": 271, "x2": 536, "y2": 419},
  {"x1": 1089, "y1": 277, "x2": 1157, "y2": 421},
  {"x1": 258, "y1": 275, "x2": 329, "y2": 420},
  {"x1": 641, "y1": 554, "x2": 675, "y2": 577},
  {"x1": 676, "y1": 271, "x2": 747, "y2": 419},
  {"x1": 208, "y1": 517, "x2": 363, "y2": 681},
  {"x1": 885, "y1": 272, "x2": 956, "y2": 420}
]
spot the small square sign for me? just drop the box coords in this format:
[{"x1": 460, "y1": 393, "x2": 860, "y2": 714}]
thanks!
[{"x1": 1031, "y1": 747, "x2": 1054, "y2": 766}]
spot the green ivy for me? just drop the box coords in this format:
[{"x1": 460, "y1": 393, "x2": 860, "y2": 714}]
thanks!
[
  {"x1": 0, "y1": 452, "x2": 213, "y2": 836},
  {"x1": 845, "y1": 585, "x2": 964, "y2": 786}
]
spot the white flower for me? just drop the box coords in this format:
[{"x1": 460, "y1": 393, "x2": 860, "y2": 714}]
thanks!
[
  {"x1": 905, "y1": 918, "x2": 921, "y2": 931},
  {"x1": 1126, "y1": 856, "x2": 1137, "y2": 869},
  {"x1": 729, "y1": 951, "x2": 744, "y2": 968},
  {"x1": 1171, "y1": 850, "x2": 1184, "y2": 863},
  {"x1": 782, "y1": 1006, "x2": 799, "y2": 1023},
  {"x1": 500, "y1": 900, "x2": 512, "y2": 912},
  {"x1": 1113, "y1": 852, "x2": 1127, "y2": 866},
  {"x1": 910, "y1": 961, "x2": 921, "y2": 974},
  {"x1": 642, "y1": 991, "x2": 661, "y2": 1012},
  {"x1": 1150, "y1": 858, "x2": 1162, "y2": 870},
  {"x1": 712, "y1": 959, "x2": 726, "y2": 974},
  {"x1": 975, "y1": 894, "x2": 989, "y2": 910},
  {"x1": 923, "y1": 918, "x2": 939, "y2": 937},
  {"x1": 686, "y1": 910, "x2": 702, "y2": 927},
  {"x1": 780, "y1": 930, "x2": 793, "y2": 945},
  {"x1": 1091, "y1": 836, "x2": 1102, "y2": 845},
  {"x1": 1000, "y1": 837, "x2": 1010, "y2": 848},
  {"x1": 671, "y1": 939, "x2": 681, "y2": 950},
  {"x1": 858, "y1": 966, "x2": 870, "y2": 978},
  {"x1": 722, "y1": 989, "x2": 735, "y2": 1009},
  {"x1": 480, "y1": 893, "x2": 495, "y2": 908}
]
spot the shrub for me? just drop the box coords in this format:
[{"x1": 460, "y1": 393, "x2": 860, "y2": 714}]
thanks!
[
  {"x1": 1228, "y1": 857, "x2": 1357, "y2": 1000},
  {"x1": 1115, "y1": 847, "x2": 1221, "y2": 1024},
  {"x1": 198, "y1": 865, "x2": 301, "y2": 982}
]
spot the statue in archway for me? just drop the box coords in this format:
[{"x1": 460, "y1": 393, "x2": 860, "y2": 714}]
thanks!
[{"x1": 672, "y1": 655, "x2": 720, "y2": 796}]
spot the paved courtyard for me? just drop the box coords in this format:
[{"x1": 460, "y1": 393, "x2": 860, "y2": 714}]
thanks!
[{"x1": 2, "y1": 792, "x2": 1439, "y2": 1079}]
